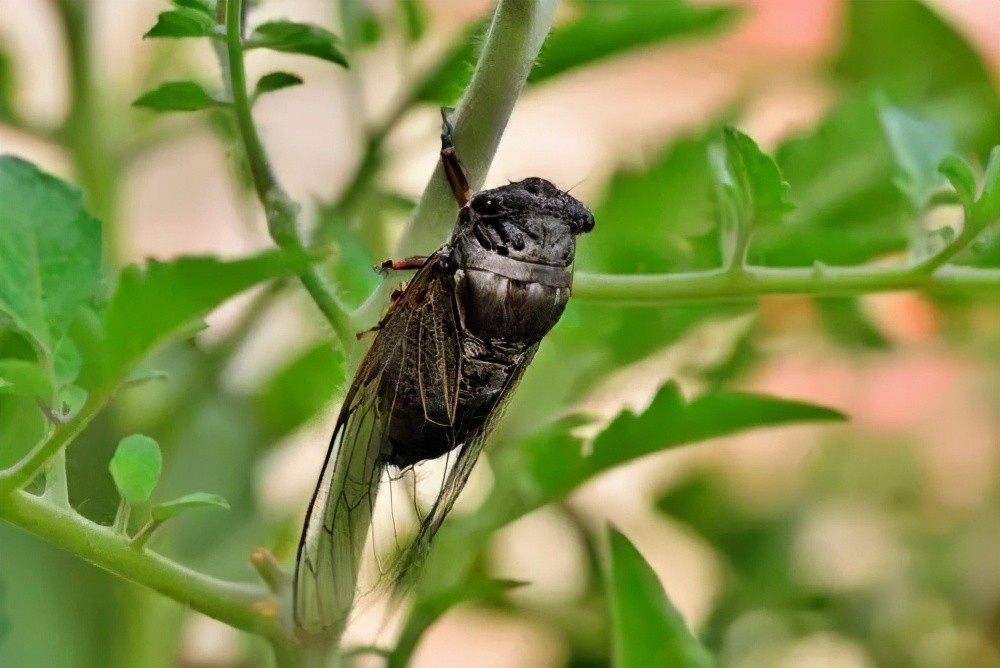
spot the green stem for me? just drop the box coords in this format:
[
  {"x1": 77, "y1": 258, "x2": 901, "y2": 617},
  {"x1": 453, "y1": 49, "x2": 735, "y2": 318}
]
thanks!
[
  {"x1": 570, "y1": 264, "x2": 1000, "y2": 304},
  {"x1": 112, "y1": 497, "x2": 131, "y2": 535},
  {"x1": 0, "y1": 490, "x2": 284, "y2": 642},
  {"x1": 221, "y1": 0, "x2": 354, "y2": 349},
  {"x1": 352, "y1": 0, "x2": 560, "y2": 330},
  {"x1": 0, "y1": 386, "x2": 114, "y2": 495},
  {"x1": 42, "y1": 448, "x2": 70, "y2": 509}
]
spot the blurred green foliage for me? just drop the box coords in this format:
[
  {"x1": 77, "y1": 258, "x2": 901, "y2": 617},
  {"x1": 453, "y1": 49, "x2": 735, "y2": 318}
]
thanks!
[{"x1": 0, "y1": 0, "x2": 999, "y2": 667}]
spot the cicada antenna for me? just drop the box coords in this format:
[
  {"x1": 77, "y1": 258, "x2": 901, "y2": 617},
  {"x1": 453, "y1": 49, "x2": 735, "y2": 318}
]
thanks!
[{"x1": 439, "y1": 107, "x2": 471, "y2": 208}]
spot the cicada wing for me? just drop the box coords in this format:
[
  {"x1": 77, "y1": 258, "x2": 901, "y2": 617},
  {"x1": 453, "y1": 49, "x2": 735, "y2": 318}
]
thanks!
[
  {"x1": 293, "y1": 256, "x2": 463, "y2": 638},
  {"x1": 388, "y1": 342, "x2": 540, "y2": 591}
]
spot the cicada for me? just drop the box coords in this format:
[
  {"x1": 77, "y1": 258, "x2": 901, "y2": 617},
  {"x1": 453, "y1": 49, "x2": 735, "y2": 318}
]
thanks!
[{"x1": 294, "y1": 113, "x2": 595, "y2": 641}]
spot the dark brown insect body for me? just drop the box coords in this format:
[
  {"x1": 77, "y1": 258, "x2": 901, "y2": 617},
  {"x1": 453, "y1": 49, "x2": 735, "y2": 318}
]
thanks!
[{"x1": 294, "y1": 117, "x2": 594, "y2": 640}]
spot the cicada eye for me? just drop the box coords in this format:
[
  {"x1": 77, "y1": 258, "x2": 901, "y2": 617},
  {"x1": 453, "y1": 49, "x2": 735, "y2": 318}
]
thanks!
[{"x1": 473, "y1": 196, "x2": 500, "y2": 215}]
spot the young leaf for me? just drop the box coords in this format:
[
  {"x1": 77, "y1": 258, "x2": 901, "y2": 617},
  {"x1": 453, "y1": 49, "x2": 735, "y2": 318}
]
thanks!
[
  {"x1": 879, "y1": 106, "x2": 954, "y2": 211},
  {"x1": 133, "y1": 81, "x2": 221, "y2": 112},
  {"x1": 253, "y1": 71, "x2": 304, "y2": 98},
  {"x1": 109, "y1": 435, "x2": 162, "y2": 504},
  {"x1": 0, "y1": 360, "x2": 53, "y2": 401},
  {"x1": 717, "y1": 126, "x2": 795, "y2": 228},
  {"x1": 56, "y1": 384, "x2": 87, "y2": 421},
  {"x1": 144, "y1": 7, "x2": 215, "y2": 39},
  {"x1": 0, "y1": 157, "x2": 102, "y2": 360},
  {"x1": 938, "y1": 154, "x2": 978, "y2": 209},
  {"x1": 151, "y1": 492, "x2": 229, "y2": 521},
  {"x1": 974, "y1": 145, "x2": 1000, "y2": 225},
  {"x1": 607, "y1": 529, "x2": 713, "y2": 668},
  {"x1": 245, "y1": 21, "x2": 349, "y2": 68}
]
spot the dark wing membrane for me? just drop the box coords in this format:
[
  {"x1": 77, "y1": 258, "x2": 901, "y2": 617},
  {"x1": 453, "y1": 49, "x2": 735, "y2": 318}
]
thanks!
[
  {"x1": 388, "y1": 342, "x2": 540, "y2": 590},
  {"x1": 294, "y1": 255, "x2": 462, "y2": 638}
]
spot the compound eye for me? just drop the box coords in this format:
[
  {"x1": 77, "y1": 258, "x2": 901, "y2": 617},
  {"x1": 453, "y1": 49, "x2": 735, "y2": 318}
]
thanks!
[{"x1": 473, "y1": 196, "x2": 500, "y2": 215}]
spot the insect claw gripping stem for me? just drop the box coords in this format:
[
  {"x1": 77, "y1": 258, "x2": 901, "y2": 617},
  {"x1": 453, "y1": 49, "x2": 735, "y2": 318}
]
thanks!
[{"x1": 439, "y1": 107, "x2": 472, "y2": 208}]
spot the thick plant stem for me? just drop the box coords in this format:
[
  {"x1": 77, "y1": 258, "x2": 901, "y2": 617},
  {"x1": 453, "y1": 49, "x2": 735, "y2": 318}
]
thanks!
[
  {"x1": 352, "y1": 0, "x2": 560, "y2": 331},
  {"x1": 222, "y1": 0, "x2": 354, "y2": 349},
  {"x1": 571, "y1": 264, "x2": 1000, "y2": 304}
]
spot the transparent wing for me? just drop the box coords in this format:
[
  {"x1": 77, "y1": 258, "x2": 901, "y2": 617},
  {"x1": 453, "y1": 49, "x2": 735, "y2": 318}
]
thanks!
[
  {"x1": 388, "y1": 342, "x2": 540, "y2": 590},
  {"x1": 293, "y1": 256, "x2": 462, "y2": 638}
]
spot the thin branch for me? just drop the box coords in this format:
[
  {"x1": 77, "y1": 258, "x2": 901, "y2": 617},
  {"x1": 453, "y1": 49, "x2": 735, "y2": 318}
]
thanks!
[
  {"x1": 221, "y1": 0, "x2": 354, "y2": 349},
  {"x1": 571, "y1": 264, "x2": 1000, "y2": 304},
  {"x1": 0, "y1": 490, "x2": 286, "y2": 643}
]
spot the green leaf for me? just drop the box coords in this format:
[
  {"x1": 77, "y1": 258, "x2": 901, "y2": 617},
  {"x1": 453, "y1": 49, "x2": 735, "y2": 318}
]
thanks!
[
  {"x1": 98, "y1": 251, "x2": 301, "y2": 383},
  {"x1": 939, "y1": 154, "x2": 978, "y2": 209},
  {"x1": 0, "y1": 156, "x2": 102, "y2": 360},
  {"x1": 122, "y1": 369, "x2": 170, "y2": 387},
  {"x1": 0, "y1": 47, "x2": 15, "y2": 121},
  {"x1": 52, "y1": 336, "x2": 82, "y2": 388},
  {"x1": 172, "y1": 0, "x2": 213, "y2": 15},
  {"x1": 0, "y1": 396, "x2": 47, "y2": 468},
  {"x1": 974, "y1": 146, "x2": 1000, "y2": 225},
  {"x1": 390, "y1": 579, "x2": 525, "y2": 668},
  {"x1": 133, "y1": 81, "x2": 220, "y2": 112},
  {"x1": 586, "y1": 132, "x2": 718, "y2": 275},
  {"x1": 253, "y1": 71, "x2": 304, "y2": 98},
  {"x1": 254, "y1": 341, "x2": 345, "y2": 438},
  {"x1": 607, "y1": 529, "x2": 713, "y2": 668},
  {"x1": 56, "y1": 384, "x2": 87, "y2": 421},
  {"x1": 716, "y1": 126, "x2": 795, "y2": 229},
  {"x1": 879, "y1": 106, "x2": 955, "y2": 211},
  {"x1": 0, "y1": 360, "x2": 53, "y2": 401},
  {"x1": 835, "y1": 0, "x2": 1000, "y2": 152},
  {"x1": 109, "y1": 434, "x2": 162, "y2": 504},
  {"x1": 144, "y1": 7, "x2": 215, "y2": 39},
  {"x1": 816, "y1": 298, "x2": 889, "y2": 351},
  {"x1": 529, "y1": 1, "x2": 739, "y2": 84},
  {"x1": 151, "y1": 492, "x2": 229, "y2": 521},
  {"x1": 245, "y1": 21, "x2": 349, "y2": 68},
  {"x1": 397, "y1": 0, "x2": 427, "y2": 42}
]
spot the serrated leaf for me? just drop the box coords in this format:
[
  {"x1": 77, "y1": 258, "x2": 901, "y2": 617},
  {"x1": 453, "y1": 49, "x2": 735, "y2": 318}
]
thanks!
[
  {"x1": 255, "y1": 341, "x2": 345, "y2": 438},
  {"x1": 879, "y1": 106, "x2": 954, "y2": 211},
  {"x1": 0, "y1": 360, "x2": 53, "y2": 401},
  {"x1": 245, "y1": 20, "x2": 349, "y2": 68},
  {"x1": 0, "y1": 156, "x2": 102, "y2": 360},
  {"x1": 253, "y1": 71, "x2": 304, "y2": 98},
  {"x1": 529, "y1": 1, "x2": 739, "y2": 84},
  {"x1": 109, "y1": 434, "x2": 162, "y2": 504},
  {"x1": 607, "y1": 529, "x2": 713, "y2": 668},
  {"x1": 133, "y1": 81, "x2": 220, "y2": 112},
  {"x1": 144, "y1": 7, "x2": 215, "y2": 39},
  {"x1": 938, "y1": 154, "x2": 978, "y2": 208},
  {"x1": 151, "y1": 492, "x2": 229, "y2": 521},
  {"x1": 717, "y1": 126, "x2": 795, "y2": 229},
  {"x1": 98, "y1": 252, "x2": 302, "y2": 384}
]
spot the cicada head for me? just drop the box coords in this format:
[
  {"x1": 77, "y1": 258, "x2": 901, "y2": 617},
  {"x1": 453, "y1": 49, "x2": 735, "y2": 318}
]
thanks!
[{"x1": 456, "y1": 177, "x2": 595, "y2": 267}]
